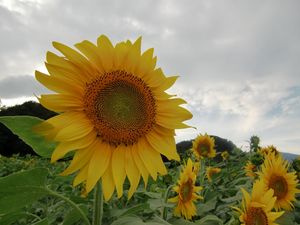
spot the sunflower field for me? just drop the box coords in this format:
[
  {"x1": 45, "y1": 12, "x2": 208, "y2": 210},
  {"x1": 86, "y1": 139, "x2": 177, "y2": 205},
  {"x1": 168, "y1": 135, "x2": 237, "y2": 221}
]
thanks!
[{"x1": 0, "y1": 35, "x2": 300, "y2": 225}]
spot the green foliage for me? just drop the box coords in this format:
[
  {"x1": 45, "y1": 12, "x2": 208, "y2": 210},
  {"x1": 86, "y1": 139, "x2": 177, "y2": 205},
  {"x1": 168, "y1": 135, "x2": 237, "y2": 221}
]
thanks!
[
  {"x1": 0, "y1": 141, "x2": 299, "y2": 224},
  {"x1": 0, "y1": 168, "x2": 49, "y2": 214},
  {"x1": 249, "y1": 135, "x2": 260, "y2": 152},
  {"x1": 0, "y1": 101, "x2": 56, "y2": 156},
  {"x1": 0, "y1": 116, "x2": 56, "y2": 158}
]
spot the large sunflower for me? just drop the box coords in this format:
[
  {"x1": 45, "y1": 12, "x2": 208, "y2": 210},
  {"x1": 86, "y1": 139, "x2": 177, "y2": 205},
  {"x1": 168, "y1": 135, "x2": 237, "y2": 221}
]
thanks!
[
  {"x1": 168, "y1": 158, "x2": 203, "y2": 220},
  {"x1": 192, "y1": 134, "x2": 216, "y2": 160},
  {"x1": 258, "y1": 153, "x2": 300, "y2": 210},
  {"x1": 35, "y1": 35, "x2": 192, "y2": 200},
  {"x1": 236, "y1": 180, "x2": 284, "y2": 225}
]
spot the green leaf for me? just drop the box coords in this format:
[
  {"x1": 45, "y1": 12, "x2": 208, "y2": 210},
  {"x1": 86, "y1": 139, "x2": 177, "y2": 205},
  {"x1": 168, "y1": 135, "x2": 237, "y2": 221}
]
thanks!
[
  {"x1": 0, "y1": 116, "x2": 56, "y2": 158},
  {"x1": 62, "y1": 204, "x2": 88, "y2": 225},
  {"x1": 111, "y1": 203, "x2": 150, "y2": 218},
  {"x1": 111, "y1": 216, "x2": 144, "y2": 225},
  {"x1": 167, "y1": 218, "x2": 195, "y2": 225},
  {"x1": 32, "y1": 218, "x2": 49, "y2": 225},
  {"x1": 0, "y1": 210, "x2": 24, "y2": 225},
  {"x1": 0, "y1": 168, "x2": 50, "y2": 214},
  {"x1": 197, "y1": 196, "x2": 218, "y2": 217},
  {"x1": 275, "y1": 211, "x2": 295, "y2": 224},
  {"x1": 195, "y1": 215, "x2": 223, "y2": 225},
  {"x1": 111, "y1": 216, "x2": 169, "y2": 225}
]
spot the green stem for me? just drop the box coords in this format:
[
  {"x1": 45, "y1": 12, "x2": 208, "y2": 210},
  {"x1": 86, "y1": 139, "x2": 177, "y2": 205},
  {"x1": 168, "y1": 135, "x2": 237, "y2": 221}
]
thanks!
[
  {"x1": 47, "y1": 189, "x2": 91, "y2": 225},
  {"x1": 92, "y1": 181, "x2": 103, "y2": 225},
  {"x1": 161, "y1": 185, "x2": 173, "y2": 220}
]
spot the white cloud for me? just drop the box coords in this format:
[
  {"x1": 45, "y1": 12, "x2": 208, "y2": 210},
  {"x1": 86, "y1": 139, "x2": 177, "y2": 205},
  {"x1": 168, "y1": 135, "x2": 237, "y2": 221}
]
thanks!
[{"x1": 0, "y1": 0, "x2": 299, "y2": 154}]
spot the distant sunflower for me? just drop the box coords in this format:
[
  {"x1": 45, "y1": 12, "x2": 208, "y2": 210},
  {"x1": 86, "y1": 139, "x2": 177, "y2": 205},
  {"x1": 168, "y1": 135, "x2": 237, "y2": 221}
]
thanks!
[
  {"x1": 244, "y1": 161, "x2": 257, "y2": 178},
  {"x1": 259, "y1": 145, "x2": 280, "y2": 157},
  {"x1": 258, "y1": 153, "x2": 300, "y2": 210},
  {"x1": 206, "y1": 167, "x2": 221, "y2": 182},
  {"x1": 35, "y1": 35, "x2": 192, "y2": 200},
  {"x1": 168, "y1": 158, "x2": 203, "y2": 220},
  {"x1": 192, "y1": 134, "x2": 216, "y2": 160},
  {"x1": 235, "y1": 180, "x2": 284, "y2": 225},
  {"x1": 221, "y1": 151, "x2": 229, "y2": 161}
]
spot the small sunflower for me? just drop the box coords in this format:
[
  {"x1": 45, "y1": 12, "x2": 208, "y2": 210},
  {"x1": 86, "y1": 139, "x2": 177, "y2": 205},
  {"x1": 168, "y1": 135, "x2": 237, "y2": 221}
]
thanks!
[
  {"x1": 206, "y1": 167, "x2": 221, "y2": 182},
  {"x1": 259, "y1": 145, "x2": 279, "y2": 157},
  {"x1": 35, "y1": 35, "x2": 192, "y2": 200},
  {"x1": 221, "y1": 151, "x2": 229, "y2": 161},
  {"x1": 244, "y1": 161, "x2": 257, "y2": 178},
  {"x1": 235, "y1": 180, "x2": 284, "y2": 225},
  {"x1": 192, "y1": 134, "x2": 216, "y2": 160},
  {"x1": 258, "y1": 153, "x2": 300, "y2": 210},
  {"x1": 168, "y1": 158, "x2": 203, "y2": 220}
]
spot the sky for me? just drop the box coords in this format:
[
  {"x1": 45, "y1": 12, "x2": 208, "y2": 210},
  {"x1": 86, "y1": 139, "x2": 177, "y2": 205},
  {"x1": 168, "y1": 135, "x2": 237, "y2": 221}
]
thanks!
[{"x1": 0, "y1": 0, "x2": 299, "y2": 154}]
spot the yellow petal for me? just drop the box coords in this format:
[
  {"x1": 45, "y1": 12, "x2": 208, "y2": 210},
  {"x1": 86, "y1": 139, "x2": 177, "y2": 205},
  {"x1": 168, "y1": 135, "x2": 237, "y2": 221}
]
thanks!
[
  {"x1": 35, "y1": 70, "x2": 84, "y2": 95},
  {"x1": 145, "y1": 129, "x2": 179, "y2": 161},
  {"x1": 52, "y1": 41, "x2": 94, "y2": 75},
  {"x1": 111, "y1": 146, "x2": 126, "y2": 198},
  {"x1": 73, "y1": 164, "x2": 89, "y2": 186},
  {"x1": 51, "y1": 131, "x2": 96, "y2": 162},
  {"x1": 75, "y1": 40, "x2": 104, "y2": 74},
  {"x1": 114, "y1": 41, "x2": 130, "y2": 68},
  {"x1": 137, "y1": 138, "x2": 167, "y2": 180},
  {"x1": 39, "y1": 94, "x2": 83, "y2": 112},
  {"x1": 102, "y1": 162, "x2": 115, "y2": 201},
  {"x1": 125, "y1": 147, "x2": 140, "y2": 199},
  {"x1": 134, "y1": 48, "x2": 156, "y2": 77},
  {"x1": 55, "y1": 119, "x2": 93, "y2": 142},
  {"x1": 156, "y1": 115, "x2": 191, "y2": 129},
  {"x1": 144, "y1": 68, "x2": 166, "y2": 88},
  {"x1": 61, "y1": 144, "x2": 95, "y2": 176},
  {"x1": 122, "y1": 37, "x2": 141, "y2": 73},
  {"x1": 45, "y1": 62, "x2": 86, "y2": 85},
  {"x1": 97, "y1": 35, "x2": 114, "y2": 71},
  {"x1": 132, "y1": 144, "x2": 149, "y2": 187},
  {"x1": 86, "y1": 141, "x2": 111, "y2": 193}
]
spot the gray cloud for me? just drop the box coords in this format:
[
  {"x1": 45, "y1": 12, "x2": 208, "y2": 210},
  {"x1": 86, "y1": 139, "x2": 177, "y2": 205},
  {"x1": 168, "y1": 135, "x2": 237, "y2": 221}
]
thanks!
[
  {"x1": 0, "y1": 75, "x2": 48, "y2": 98},
  {"x1": 0, "y1": 0, "x2": 300, "y2": 153}
]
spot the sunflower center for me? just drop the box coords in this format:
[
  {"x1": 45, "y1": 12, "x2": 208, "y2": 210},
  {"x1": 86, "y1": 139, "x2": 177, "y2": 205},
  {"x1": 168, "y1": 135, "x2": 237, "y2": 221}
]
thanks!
[
  {"x1": 198, "y1": 145, "x2": 209, "y2": 156},
  {"x1": 245, "y1": 207, "x2": 268, "y2": 225},
  {"x1": 180, "y1": 179, "x2": 193, "y2": 202},
  {"x1": 269, "y1": 175, "x2": 288, "y2": 200},
  {"x1": 84, "y1": 70, "x2": 156, "y2": 146}
]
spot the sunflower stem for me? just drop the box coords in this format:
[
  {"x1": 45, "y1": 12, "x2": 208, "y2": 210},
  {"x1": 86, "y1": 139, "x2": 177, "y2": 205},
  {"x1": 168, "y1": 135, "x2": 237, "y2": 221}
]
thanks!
[
  {"x1": 93, "y1": 180, "x2": 103, "y2": 225},
  {"x1": 161, "y1": 185, "x2": 173, "y2": 220},
  {"x1": 47, "y1": 189, "x2": 91, "y2": 225}
]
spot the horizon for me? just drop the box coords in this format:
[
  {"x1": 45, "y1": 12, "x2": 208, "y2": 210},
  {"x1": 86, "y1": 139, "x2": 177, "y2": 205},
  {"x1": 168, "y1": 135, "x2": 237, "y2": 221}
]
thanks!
[{"x1": 1, "y1": 1, "x2": 300, "y2": 155}]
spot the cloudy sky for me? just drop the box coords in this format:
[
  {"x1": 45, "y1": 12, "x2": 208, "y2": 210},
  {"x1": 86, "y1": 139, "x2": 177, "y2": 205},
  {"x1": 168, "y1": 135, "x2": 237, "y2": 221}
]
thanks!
[{"x1": 0, "y1": 0, "x2": 299, "y2": 154}]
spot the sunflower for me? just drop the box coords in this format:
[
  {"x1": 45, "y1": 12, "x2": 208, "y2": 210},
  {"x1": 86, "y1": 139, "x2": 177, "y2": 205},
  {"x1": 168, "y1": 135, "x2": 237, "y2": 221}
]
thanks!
[
  {"x1": 258, "y1": 153, "x2": 300, "y2": 210},
  {"x1": 259, "y1": 145, "x2": 280, "y2": 157},
  {"x1": 35, "y1": 35, "x2": 192, "y2": 200},
  {"x1": 168, "y1": 158, "x2": 203, "y2": 220},
  {"x1": 244, "y1": 161, "x2": 257, "y2": 178},
  {"x1": 221, "y1": 151, "x2": 229, "y2": 161},
  {"x1": 235, "y1": 180, "x2": 284, "y2": 225},
  {"x1": 192, "y1": 134, "x2": 216, "y2": 160},
  {"x1": 206, "y1": 167, "x2": 221, "y2": 182}
]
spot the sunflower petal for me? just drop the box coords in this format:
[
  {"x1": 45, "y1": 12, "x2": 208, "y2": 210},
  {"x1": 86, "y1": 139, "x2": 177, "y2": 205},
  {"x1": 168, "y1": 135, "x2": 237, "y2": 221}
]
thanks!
[
  {"x1": 86, "y1": 141, "x2": 111, "y2": 193},
  {"x1": 125, "y1": 147, "x2": 140, "y2": 199},
  {"x1": 51, "y1": 131, "x2": 96, "y2": 162},
  {"x1": 111, "y1": 146, "x2": 126, "y2": 198},
  {"x1": 102, "y1": 162, "x2": 115, "y2": 201}
]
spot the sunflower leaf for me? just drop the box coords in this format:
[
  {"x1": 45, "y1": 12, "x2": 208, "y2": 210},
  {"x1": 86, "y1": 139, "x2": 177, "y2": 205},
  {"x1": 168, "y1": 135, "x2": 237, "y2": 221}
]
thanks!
[
  {"x1": 0, "y1": 116, "x2": 56, "y2": 158},
  {"x1": 0, "y1": 168, "x2": 49, "y2": 214},
  {"x1": 195, "y1": 215, "x2": 223, "y2": 225}
]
